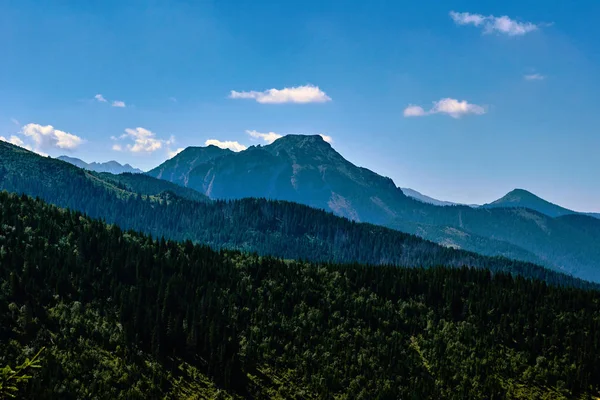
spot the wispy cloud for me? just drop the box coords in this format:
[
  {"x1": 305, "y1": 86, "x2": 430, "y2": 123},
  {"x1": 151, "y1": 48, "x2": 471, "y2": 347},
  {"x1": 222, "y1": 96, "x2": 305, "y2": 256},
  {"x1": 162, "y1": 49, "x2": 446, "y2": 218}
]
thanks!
[
  {"x1": 205, "y1": 139, "x2": 247, "y2": 152},
  {"x1": 10, "y1": 118, "x2": 20, "y2": 126},
  {"x1": 403, "y1": 105, "x2": 428, "y2": 117},
  {"x1": 246, "y1": 130, "x2": 283, "y2": 144},
  {"x1": 93, "y1": 94, "x2": 126, "y2": 107},
  {"x1": 245, "y1": 130, "x2": 334, "y2": 144},
  {"x1": 450, "y1": 11, "x2": 541, "y2": 36},
  {"x1": 167, "y1": 147, "x2": 185, "y2": 158},
  {"x1": 318, "y1": 134, "x2": 334, "y2": 143},
  {"x1": 404, "y1": 98, "x2": 486, "y2": 119},
  {"x1": 112, "y1": 127, "x2": 174, "y2": 154},
  {"x1": 230, "y1": 84, "x2": 332, "y2": 104},
  {"x1": 524, "y1": 73, "x2": 545, "y2": 81},
  {"x1": 0, "y1": 135, "x2": 29, "y2": 150},
  {"x1": 169, "y1": 97, "x2": 178, "y2": 103}
]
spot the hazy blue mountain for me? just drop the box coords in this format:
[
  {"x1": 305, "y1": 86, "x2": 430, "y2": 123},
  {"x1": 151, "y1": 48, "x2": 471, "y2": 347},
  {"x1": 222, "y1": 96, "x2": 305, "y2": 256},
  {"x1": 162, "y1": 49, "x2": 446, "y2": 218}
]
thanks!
[
  {"x1": 148, "y1": 135, "x2": 600, "y2": 281},
  {"x1": 484, "y1": 188, "x2": 600, "y2": 219},
  {"x1": 401, "y1": 187, "x2": 479, "y2": 207},
  {"x1": 58, "y1": 155, "x2": 143, "y2": 174}
]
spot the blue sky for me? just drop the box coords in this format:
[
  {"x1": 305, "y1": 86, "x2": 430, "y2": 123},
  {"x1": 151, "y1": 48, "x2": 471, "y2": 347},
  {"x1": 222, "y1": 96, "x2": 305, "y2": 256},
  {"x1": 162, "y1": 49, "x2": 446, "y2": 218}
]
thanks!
[{"x1": 1, "y1": 0, "x2": 600, "y2": 211}]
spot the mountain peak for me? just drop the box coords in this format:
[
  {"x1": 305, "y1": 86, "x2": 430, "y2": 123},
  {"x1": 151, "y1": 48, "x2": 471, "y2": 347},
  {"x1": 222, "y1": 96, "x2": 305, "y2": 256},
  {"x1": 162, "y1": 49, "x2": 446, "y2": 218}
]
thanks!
[
  {"x1": 485, "y1": 188, "x2": 575, "y2": 218},
  {"x1": 270, "y1": 134, "x2": 329, "y2": 148},
  {"x1": 508, "y1": 188, "x2": 536, "y2": 196},
  {"x1": 147, "y1": 145, "x2": 232, "y2": 183},
  {"x1": 495, "y1": 189, "x2": 539, "y2": 203},
  {"x1": 280, "y1": 133, "x2": 326, "y2": 141},
  {"x1": 179, "y1": 145, "x2": 233, "y2": 154},
  {"x1": 265, "y1": 134, "x2": 337, "y2": 161}
]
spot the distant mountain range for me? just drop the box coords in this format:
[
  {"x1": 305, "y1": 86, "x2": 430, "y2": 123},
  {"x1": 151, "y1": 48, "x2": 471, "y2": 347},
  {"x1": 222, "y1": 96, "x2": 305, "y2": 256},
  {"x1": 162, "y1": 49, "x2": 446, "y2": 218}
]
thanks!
[
  {"x1": 148, "y1": 134, "x2": 600, "y2": 281},
  {"x1": 57, "y1": 155, "x2": 143, "y2": 174},
  {"x1": 3, "y1": 139, "x2": 585, "y2": 288},
  {"x1": 4, "y1": 137, "x2": 600, "y2": 281}
]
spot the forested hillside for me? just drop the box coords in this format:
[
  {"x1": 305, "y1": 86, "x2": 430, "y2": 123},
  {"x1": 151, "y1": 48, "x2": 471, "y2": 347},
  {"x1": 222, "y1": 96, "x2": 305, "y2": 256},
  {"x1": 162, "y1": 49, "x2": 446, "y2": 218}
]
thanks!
[
  {"x1": 0, "y1": 140, "x2": 593, "y2": 289},
  {"x1": 96, "y1": 171, "x2": 210, "y2": 203},
  {"x1": 1, "y1": 192, "x2": 600, "y2": 399}
]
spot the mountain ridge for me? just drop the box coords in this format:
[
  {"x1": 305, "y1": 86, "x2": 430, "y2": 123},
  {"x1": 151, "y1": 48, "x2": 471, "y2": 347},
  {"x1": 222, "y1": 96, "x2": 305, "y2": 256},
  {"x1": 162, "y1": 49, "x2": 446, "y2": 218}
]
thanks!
[{"x1": 147, "y1": 135, "x2": 600, "y2": 281}]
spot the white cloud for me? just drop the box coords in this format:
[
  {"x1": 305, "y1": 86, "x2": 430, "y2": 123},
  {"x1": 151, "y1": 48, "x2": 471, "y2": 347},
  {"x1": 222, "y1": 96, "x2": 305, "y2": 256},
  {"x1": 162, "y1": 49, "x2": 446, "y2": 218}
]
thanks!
[
  {"x1": 205, "y1": 139, "x2": 247, "y2": 152},
  {"x1": 0, "y1": 135, "x2": 29, "y2": 149},
  {"x1": 229, "y1": 84, "x2": 332, "y2": 104},
  {"x1": 431, "y1": 98, "x2": 485, "y2": 118},
  {"x1": 246, "y1": 130, "x2": 283, "y2": 144},
  {"x1": 112, "y1": 100, "x2": 126, "y2": 108},
  {"x1": 10, "y1": 118, "x2": 20, "y2": 126},
  {"x1": 449, "y1": 11, "x2": 486, "y2": 26},
  {"x1": 113, "y1": 128, "x2": 183, "y2": 158},
  {"x1": 95, "y1": 94, "x2": 107, "y2": 103},
  {"x1": 404, "y1": 98, "x2": 486, "y2": 119},
  {"x1": 524, "y1": 73, "x2": 545, "y2": 81},
  {"x1": 245, "y1": 130, "x2": 334, "y2": 145},
  {"x1": 403, "y1": 105, "x2": 428, "y2": 117},
  {"x1": 167, "y1": 147, "x2": 185, "y2": 158},
  {"x1": 319, "y1": 134, "x2": 333, "y2": 143},
  {"x1": 112, "y1": 127, "x2": 173, "y2": 154},
  {"x1": 450, "y1": 11, "x2": 539, "y2": 36},
  {"x1": 21, "y1": 123, "x2": 84, "y2": 151}
]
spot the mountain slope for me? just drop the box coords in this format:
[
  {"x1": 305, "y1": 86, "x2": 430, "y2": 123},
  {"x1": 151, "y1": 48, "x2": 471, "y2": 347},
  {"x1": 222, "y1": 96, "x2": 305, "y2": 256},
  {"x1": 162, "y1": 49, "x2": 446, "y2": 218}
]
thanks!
[
  {"x1": 388, "y1": 198, "x2": 600, "y2": 282},
  {"x1": 149, "y1": 135, "x2": 600, "y2": 281},
  {"x1": 0, "y1": 140, "x2": 590, "y2": 287},
  {"x1": 58, "y1": 155, "x2": 143, "y2": 174},
  {"x1": 147, "y1": 145, "x2": 232, "y2": 187},
  {"x1": 2, "y1": 192, "x2": 600, "y2": 399},
  {"x1": 96, "y1": 171, "x2": 210, "y2": 203}
]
